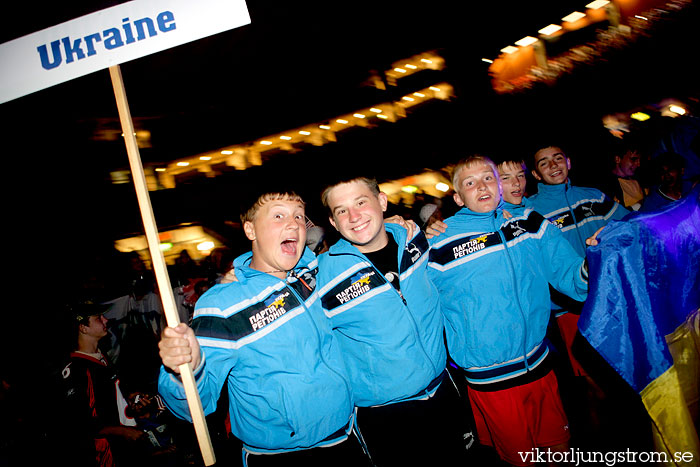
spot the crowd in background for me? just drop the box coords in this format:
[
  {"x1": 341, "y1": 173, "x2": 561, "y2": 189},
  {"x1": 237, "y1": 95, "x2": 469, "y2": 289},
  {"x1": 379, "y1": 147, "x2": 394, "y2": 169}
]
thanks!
[{"x1": 1, "y1": 115, "x2": 698, "y2": 467}]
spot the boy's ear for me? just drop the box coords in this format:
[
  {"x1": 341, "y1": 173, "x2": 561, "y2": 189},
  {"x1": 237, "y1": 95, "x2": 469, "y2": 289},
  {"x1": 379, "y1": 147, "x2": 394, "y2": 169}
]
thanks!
[
  {"x1": 328, "y1": 216, "x2": 338, "y2": 231},
  {"x1": 378, "y1": 192, "x2": 388, "y2": 212},
  {"x1": 243, "y1": 221, "x2": 256, "y2": 241},
  {"x1": 531, "y1": 169, "x2": 542, "y2": 181},
  {"x1": 453, "y1": 192, "x2": 465, "y2": 207}
]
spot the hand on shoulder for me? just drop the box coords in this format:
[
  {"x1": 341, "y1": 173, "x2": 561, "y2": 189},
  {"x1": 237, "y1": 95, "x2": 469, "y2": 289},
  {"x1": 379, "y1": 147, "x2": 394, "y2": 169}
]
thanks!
[{"x1": 425, "y1": 220, "x2": 447, "y2": 239}]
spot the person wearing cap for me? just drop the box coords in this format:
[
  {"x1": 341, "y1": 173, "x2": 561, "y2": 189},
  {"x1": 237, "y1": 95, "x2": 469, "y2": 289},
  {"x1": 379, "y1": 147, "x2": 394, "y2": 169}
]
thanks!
[
  {"x1": 305, "y1": 225, "x2": 329, "y2": 254},
  {"x1": 418, "y1": 202, "x2": 444, "y2": 230},
  {"x1": 62, "y1": 300, "x2": 153, "y2": 467}
]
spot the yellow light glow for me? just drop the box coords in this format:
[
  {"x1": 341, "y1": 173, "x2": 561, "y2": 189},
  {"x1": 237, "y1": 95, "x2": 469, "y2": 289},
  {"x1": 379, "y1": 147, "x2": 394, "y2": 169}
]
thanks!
[
  {"x1": 500, "y1": 46, "x2": 518, "y2": 54},
  {"x1": 515, "y1": 36, "x2": 538, "y2": 47},
  {"x1": 562, "y1": 11, "x2": 586, "y2": 22},
  {"x1": 482, "y1": 58, "x2": 494, "y2": 64},
  {"x1": 401, "y1": 185, "x2": 418, "y2": 193},
  {"x1": 160, "y1": 242, "x2": 173, "y2": 251},
  {"x1": 634, "y1": 15, "x2": 648, "y2": 20},
  {"x1": 429, "y1": 86, "x2": 441, "y2": 92},
  {"x1": 421, "y1": 58, "x2": 433, "y2": 64},
  {"x1": 200, "y1": 156, "x2": 212, "y2": 161},
  {"x1": 436, "y1": 182, "x2": 450, "y2": 192},
  {"x1": 402, "y1": 96, "x2": 415, "y2": 102},
  {"x1": 155, "y1": 168, "x2": 166, "y2": 172},
  {"x1": 176, "y1": 162, "x2": 190, "y2": 167},
  {"x1": 377, "y1": 114, "x2": 389, "y2": 119},
  {"x1": 631, "y1": 112, "x2": 650, "y2": 121},
  {"x1": 413, "y1": 92, "x2": 425, "y2": 97},
  {"x1": 405, "y1": 64, "x2": 417, "y2": 69},
  {"x1": 370, "y1": 108, "x2": 382, "y2": 113},
  {"x1": 586, "y1": 0, "x2": 609, "y2": 9},
  {"x1": 197, "y1": 241, "x2": 215, "y2": 252},
  {"x1": 260, "y1": 140, "x2": 273, "y2": 145},
  {"x1": 669, "y1": 105, "x2": 686, "y2": 115},
  {"x1": 394, "y1": 68, "x2": 407, "y2": 73},
  {"x1": 336, "y1": 119, "x2": 348, "y2": 124},
  {"x1": 538, "y1": 24, "x2": 563, "y2": 35},
  {"x1": 221, "y1": 150, "x2": 233, "y2": 155},
  {"x1": 319, "y1": 125, "x2": 331, "y2": 130},
  {"x1": 280, "y1": 135, "x2": 292, "y2": 140},
  {"x1": 353, "y1": 113, "x2": 366, "y2": 119},
  {"x1": 299, "y1": 130, "x2": 311, "y2": 135}
]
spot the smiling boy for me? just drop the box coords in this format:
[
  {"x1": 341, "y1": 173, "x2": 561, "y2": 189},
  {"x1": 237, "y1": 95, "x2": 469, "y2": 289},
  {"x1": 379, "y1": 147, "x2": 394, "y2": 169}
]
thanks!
[
  {"x1": 317, "y1": 176, "x2": 473, "y2": 466},
  {"x1": 528, "y1": 145, "x2": 628, "y2": 378},
  {"x1": 427, "y1": 155, "x2": 589, "y2": 466},
  {"x1": 158, "y1": 190, "x2": 370, "y2": 467},
  {"x1": 529, "y1": 146, "x2": 627, "y2": 257}
]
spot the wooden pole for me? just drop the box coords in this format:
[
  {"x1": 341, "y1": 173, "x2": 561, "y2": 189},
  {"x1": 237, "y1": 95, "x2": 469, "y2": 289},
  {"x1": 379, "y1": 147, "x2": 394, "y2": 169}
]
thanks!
[{"x1": 108, "y1": 65, "x2": 216, "y2": 466}]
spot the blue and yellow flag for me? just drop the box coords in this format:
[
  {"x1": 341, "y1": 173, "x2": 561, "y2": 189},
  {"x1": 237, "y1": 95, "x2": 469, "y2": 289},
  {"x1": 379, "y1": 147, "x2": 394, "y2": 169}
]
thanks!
[{"x1": 579, "y1": 186, "x2": 699, "y2": 465}]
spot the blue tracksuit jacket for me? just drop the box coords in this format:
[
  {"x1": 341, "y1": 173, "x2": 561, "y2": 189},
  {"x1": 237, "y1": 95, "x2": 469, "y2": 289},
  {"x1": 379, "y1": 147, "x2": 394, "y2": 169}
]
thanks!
[
  {"x1": 427, "y1": 203, "x2": 588, "y2": 387},
  {"x1": 317, "y1": 223, "x2": 446, "y2": 407},
  {"x1": 529, "y1": 182, "x2": 629, "y2": 257},
  {"x1": 158, "y1": 248, "x2": 355, "y2": 454},
  {"x1": 528, "y1": 182, "x2": 628, "y2": 315}
]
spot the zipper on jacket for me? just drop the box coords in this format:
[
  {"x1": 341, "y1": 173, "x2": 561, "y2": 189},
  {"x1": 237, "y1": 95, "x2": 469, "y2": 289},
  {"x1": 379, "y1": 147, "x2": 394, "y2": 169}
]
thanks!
[
  {"x1": 375, "y1": 255, "x2": 437, "y2": 375},
  {"x1": 493, "y1": 211, "x2": 531, "y2": 372},
  {"x1": 283, "y1": 269, "x2": 354, "y2": 397},
  {"x1": 336, "y1": 247, "x2": 438, "y2": 377},
  {"x1": 564, "y1": 185, "x2": 587, "y2": 251}
]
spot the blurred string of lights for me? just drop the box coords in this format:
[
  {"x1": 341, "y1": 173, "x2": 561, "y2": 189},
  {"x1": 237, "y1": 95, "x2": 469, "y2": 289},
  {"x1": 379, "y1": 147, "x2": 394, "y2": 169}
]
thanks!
[
  {"x1": 483, "y1": 0, "x2": 618, "y2": 79},
  {"x1": 117, "y1": 0, "x2": 693, "y2": 203},
  {"x1": 137, "y1": 50, "x2": 453, "y2": 191},
  {"x1": 484, "y1": 0, "x2": 692, "y2": 139},
  {"x1": 485, "y1": 0, "x2": 694, "y2": 96}
]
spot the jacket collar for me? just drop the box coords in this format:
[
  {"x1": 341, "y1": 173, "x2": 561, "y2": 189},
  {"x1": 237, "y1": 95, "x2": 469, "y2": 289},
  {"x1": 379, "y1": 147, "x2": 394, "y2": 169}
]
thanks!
[
  {"x1": 536, "y1": 180, "x2": 571, "y2": 197},
  {"x1": 232, "y1": 247, "x2": 317, "y2": 284}
]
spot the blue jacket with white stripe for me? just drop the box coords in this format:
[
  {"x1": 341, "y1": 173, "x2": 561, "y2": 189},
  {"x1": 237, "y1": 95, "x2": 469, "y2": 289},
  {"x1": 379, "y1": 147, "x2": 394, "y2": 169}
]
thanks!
[
  {"x1": 317, "y1": 223, "x2": 446, "y2": 407},
  {"x1": 528, "y1": 182, "x2": 629, "y2": 257},
  {"x1": 427, "y1": 203, "x2": 588, "y2": 387},
  {"x1": 157, "y1": 248, "x2": 355, "y2": 454}
]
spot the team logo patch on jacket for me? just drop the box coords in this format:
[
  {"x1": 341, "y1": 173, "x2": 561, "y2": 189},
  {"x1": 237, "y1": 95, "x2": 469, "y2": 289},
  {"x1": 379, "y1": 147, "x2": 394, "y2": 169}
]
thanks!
[
  {"x1": 549, "y1": 213, "x2": 574, "y2": 230},
  {"x1": 501, "y1": 212, "x2": 545, "y2": 242},
  {"x1": 249, "y1": 292, "x2": 291, "y2": 331},
  {"x1": 400, "y1": 233, "x2": 429, "y2": 272},
  {"x1": 546, "y1": 197, "x2": 617, "y2": 231},
  {"x1": 194, "y1": 289, "x2": 302, "y2": 341},
  {"x1": 573, "y1": 198, "x2": 616, "y2": 221},
  {"x1": 431, "y1": 232, "x2": 502, "y2": 265},
  {"x1": 321, "y1": 268, "x2": 386, "y2": 310},
  {"x1": 431, "y1": 211, "x2": 546, "y2": 267}
]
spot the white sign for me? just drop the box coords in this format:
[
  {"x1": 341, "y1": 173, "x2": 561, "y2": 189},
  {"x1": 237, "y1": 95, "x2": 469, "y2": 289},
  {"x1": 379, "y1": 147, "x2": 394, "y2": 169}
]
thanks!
[{"x1": 0, "y1": 0, "x2": 250, "y2": 104}]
